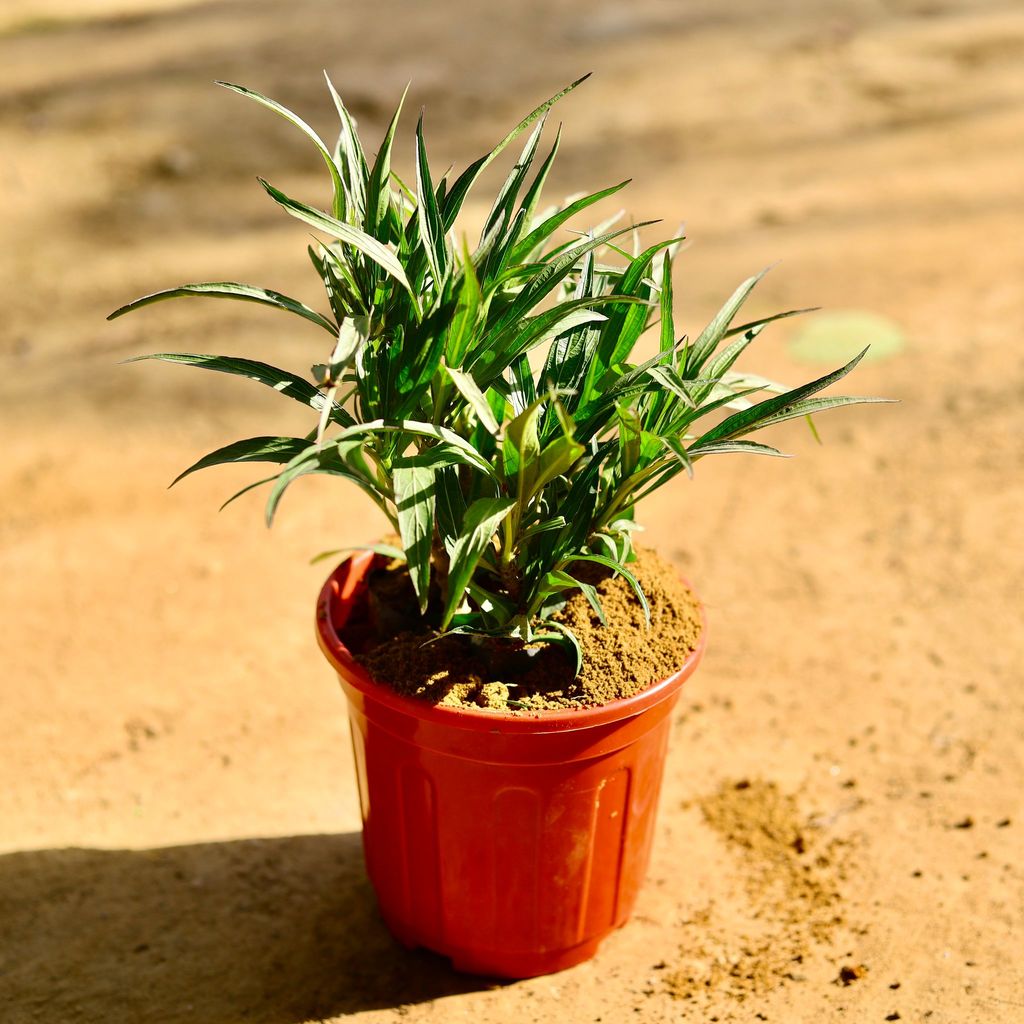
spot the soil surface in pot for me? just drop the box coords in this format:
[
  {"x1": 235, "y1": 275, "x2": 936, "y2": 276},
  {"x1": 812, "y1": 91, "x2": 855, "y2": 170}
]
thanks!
[{"x1": 345, "y1": 547, "x2": 702, "y2": 711}]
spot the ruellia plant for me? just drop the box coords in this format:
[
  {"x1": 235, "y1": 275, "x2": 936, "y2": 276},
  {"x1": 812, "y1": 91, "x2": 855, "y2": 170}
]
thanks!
[{"x1": 110, "y1": 75, "x2": 889, "y2": 670}]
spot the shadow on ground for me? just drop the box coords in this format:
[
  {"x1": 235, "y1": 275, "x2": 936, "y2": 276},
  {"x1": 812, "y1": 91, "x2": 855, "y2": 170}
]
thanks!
[{"x1": 0, "y1": 833, "x2": 488, "y2": 1023}]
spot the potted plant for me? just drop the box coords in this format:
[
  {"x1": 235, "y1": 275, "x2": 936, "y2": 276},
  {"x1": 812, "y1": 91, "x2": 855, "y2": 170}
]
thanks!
[{"x1": 110, "y1": 74, "x2": 889, "y2": 978}]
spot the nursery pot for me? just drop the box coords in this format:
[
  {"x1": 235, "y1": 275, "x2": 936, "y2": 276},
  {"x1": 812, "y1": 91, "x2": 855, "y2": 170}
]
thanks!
[{"x1": 316, "y1": 551, "x2": 706, "y2": 979}]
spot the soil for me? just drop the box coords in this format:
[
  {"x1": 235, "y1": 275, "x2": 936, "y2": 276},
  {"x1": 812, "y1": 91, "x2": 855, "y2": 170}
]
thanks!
[
  {"x1": 3, "y1": 2, "x2": 1023, "y2": 1023},
  {"x1": 666, "y1": 778, "x2": 848, "y2": 1009},
  {"x1": 352, "y1": 547, "x2": 703, "y2": 711}
]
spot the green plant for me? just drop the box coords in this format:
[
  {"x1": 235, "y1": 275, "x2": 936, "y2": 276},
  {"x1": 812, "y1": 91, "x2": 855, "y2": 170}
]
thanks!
[{"x1": 110, "y1": 75, "x2": 890, "y2": 670}]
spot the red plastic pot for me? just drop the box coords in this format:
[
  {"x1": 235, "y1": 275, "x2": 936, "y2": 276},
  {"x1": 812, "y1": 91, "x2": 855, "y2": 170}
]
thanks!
[{"x1": 316, "y1": 551, "x2": 706, "y2": 978}]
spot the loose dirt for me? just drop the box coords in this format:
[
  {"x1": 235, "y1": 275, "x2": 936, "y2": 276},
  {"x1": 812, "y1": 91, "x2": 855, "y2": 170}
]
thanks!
[
  {"x1": 353, "y1": 547, "x2": 703, "y2": 711},
  {"x1": 665, "y1": 778, "x2": 848, "y2": 1012}
]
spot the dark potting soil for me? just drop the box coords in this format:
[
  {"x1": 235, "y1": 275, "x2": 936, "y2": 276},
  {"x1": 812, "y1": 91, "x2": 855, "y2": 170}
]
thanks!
[{"x1": 348, "y1": 546, "x2": 703, "y2": 712}]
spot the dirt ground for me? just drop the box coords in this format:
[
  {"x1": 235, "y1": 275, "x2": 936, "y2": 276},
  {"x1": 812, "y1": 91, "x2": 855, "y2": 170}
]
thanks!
[{"x1": 2, "y1": 1, "x2": 1022, "y2": 1021}]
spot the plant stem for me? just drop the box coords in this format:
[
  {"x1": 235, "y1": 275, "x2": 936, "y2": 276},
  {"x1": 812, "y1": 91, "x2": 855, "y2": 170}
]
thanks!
[{"x1": 431, "y1": 527, "x2": 451, "y2": 613}]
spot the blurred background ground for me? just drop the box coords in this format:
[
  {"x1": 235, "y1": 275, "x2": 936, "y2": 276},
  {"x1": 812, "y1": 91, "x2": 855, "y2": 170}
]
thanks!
[{"x1": 1, "y1": 1, "x2": 1022, "y2": 1021}]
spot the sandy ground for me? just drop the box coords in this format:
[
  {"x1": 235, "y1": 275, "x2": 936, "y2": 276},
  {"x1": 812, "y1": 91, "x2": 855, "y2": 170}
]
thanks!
[{"x1": 2, "y1": 0, "x2": 1022, "y2": 1021}]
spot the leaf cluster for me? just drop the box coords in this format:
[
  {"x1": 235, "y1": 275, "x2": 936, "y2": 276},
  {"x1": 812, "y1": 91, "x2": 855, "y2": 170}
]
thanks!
[{"x1": 110, "y1": 75, "x2": 891, "y2": 671}]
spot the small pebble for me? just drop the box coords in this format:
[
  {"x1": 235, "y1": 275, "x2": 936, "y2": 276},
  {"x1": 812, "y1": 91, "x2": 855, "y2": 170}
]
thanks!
[{"x1": 837, "y1": 964, "x2": 868, "y2": 985}]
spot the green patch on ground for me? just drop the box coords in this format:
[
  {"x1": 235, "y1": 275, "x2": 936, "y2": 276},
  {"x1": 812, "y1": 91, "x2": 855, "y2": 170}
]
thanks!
[{"x1": 788, "y1": 311, "x2": 906, "y2": 364}]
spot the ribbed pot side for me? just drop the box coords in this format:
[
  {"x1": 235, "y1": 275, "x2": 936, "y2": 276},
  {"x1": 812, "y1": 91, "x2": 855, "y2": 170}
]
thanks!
[{"x1": 317, "y1": 552, "x2": 706, "y2": 978}]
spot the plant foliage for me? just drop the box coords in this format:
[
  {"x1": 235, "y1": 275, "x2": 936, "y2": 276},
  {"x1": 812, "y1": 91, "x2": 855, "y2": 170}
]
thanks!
[{"x1": 111, "y1": 75, "x2": 891, "y2": 670}]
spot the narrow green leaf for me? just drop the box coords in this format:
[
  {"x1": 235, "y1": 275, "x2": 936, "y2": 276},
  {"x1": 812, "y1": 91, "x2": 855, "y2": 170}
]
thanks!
[
  {"x1": 107, "y1": 282, "x2": 337, "y2": 335},
  {"x1": 263, "y1": 443, "x2": 389, "y2": 526},
  {"x1": 171, "y1": 436, "x2": 309, "y2": 487},
  {"x1": 472, "y1": 295, "x2": 646, "y2": 389},
  {"x1": 216, "y1": 81, "x2": 347, "y2": 221},
  {"x1": 533, "y1": 434, "x2": 585, "y2": 497},
  {"x1": 473, "y1": 306, "x2": 609, "y2": 388},
  {"x1": 566, "y1": 553, "x2": 651, "y2": 627},
  {"x1": 445, "y1": 365, "x2": 499, "y2": 434},
  {"x1": 398, "y1": 321, "x2": 449, "y2": 411},
  {"x1": 334, "y1": 419, "x2": 497, "y2": 478},
  {"x1": 617, "y1": 403, "x2": 642, "y2": 477},
  {"x1": 532, "y1": 620, "x2": 583, "y2": 677},
  {"x1": 645, "y1": 364, "x2": 697, "y2": 409},
  {"x1": 573, "y1": 349, "x2": 677, "y2": 442},
  {"x1": 519, "y1": 516, "x2": 567, "y2": 543},
  {"x1": 547, "y1": 570, "x2": 607, "y2": 625},
  {"x1": 685, "y1": 268, "x2": 770, "y2": 375},
  {"x1": 262, "y1": 446, "x2": 328, "y2": 526},
  {"x1": 482, "y1": 116, "x2": 546, "y2": 239},
  {"x1": 415, "y1": 113, "x2": 447, "y2": 286},
  {"x1": 585, "y1": 236, "x2": 684, "y2": 395},
  {"x1": 660, "y1": 434, "x2": 694, "y2": 479},
  {"x1": 393, "y1": 464, "x2": 435, "y2": 613},
  {"x1": 708, "y1": 380, "x2": 771, "y2": 406},
  {"x1": 441, "y1": 74, "x2": 592, "y2": 228},
  {"x1": 507, "y1": 353, "x2": 537, "y2": 416},
  {"x1": 258, "y1": 178, "x2": 417, "y2": 310},
  {"x1": 433, "y1": 465, "x2": 468, "y2": 547},
  {"x1": 484, "y1": 222, "x2": 658, "y2": 351},
  {"x1": 723, "y1": 307, "x2": 818, "y2": 341},
  {"x1": 503, "y1": 400, "x2": 543, "y2": 500},
  {"x1": 510, "y1": 125, "x2": 562, "y2": 250},
  {"x1": 508, "y1": 179, "x2": 631, "y2": 263},
  {"x1": 659, "y1": 252, "x2": 675, "y2": 354},
  {"x1": 327, "y1": 315, "x2": 370, "y2": 377},
  {"x1": 804, "y1": 413, "x2": 823, "y2": 444},
  {"x1": 323, "y1": 71, "x2": 368, "y2": 219},
  {"x1": 660, "y1": 384, "x2": 765, "y2": 441},
  {"x1": 698, "y1": 324, "x2": 769, "y2": 391},
  {"x1": 309, "y1": 244, "x2": 354, "y2": 322},
  {"x1": 122, "y1": 353, "x2": 353, "y2": 424},
  {"x1": 219, "y1": 474, "x2": 277, "y2": 512},
  {"x1": 540, "y1": 247, "x2": 595, "y2": 389},
  {"x1": 367, "y1": 85, "x2": 408, "y2": 236},
  {"x1": 445, "y1": 245, "x2": 482, "y2": 367},
  {"x1": 694, "y1": 349, "x2": 890, "y2": 447},
  {"x1": 551, "y1": 447, "x2": 610, "y2": 552},
  {"x1": 441, "y1": 497, "x2": 516, "y2": 628},
  {"x1": 738, "y1": 393, "x2": 897, "y2": 433},
  {"x1": 322, "y1": 246, "x2": 365, "y2": 315},
  {"x1": 393, "y1": 442, "x2": 490, "y2": 471},
  {"x1": 687, "y1": 439, "x2": 789, "y2": 459}
]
